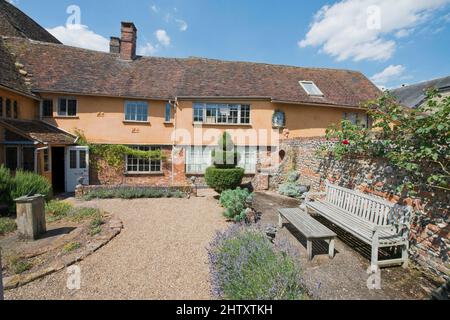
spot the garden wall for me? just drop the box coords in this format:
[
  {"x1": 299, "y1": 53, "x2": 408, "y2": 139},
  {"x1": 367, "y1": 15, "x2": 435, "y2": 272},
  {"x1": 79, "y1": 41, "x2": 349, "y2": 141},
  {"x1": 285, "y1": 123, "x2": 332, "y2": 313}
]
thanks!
[{"x1": 269, "y1": 137, "x2": 449, "y2": 282}]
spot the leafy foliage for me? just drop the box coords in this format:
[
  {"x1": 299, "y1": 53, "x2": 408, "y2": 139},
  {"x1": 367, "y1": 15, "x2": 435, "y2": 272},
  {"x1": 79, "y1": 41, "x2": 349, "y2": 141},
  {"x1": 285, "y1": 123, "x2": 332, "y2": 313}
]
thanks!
[
  {"x1": 11, "y1": 170, "x2": 52, "y2": 200},
  {"x1": 220, "y1": 188, "x2": 253, "y2": 222},
  {"x1": 211, "y1": 132, "x2": 239, "y2": 169},
  {"x1": 0, "y1": 217, "x2": 17, "y2": 235},
  {"x1": 208, "y1": 225, "x2": 304, "y2": 300},
  {"x1": 62, "y1": 242, "x2": 82, "y2": 254},
  {"x1": 0, "y1": 165, "x2": 14, "y2": 213},
  {"x1": 75, "y1": 129, "x2": 165, "y2": 170},
  {"x1": 278, "y1": 171, "x2": 309, "y2": 199},
  {"x1": 46, "y1": 200, "x2": 74, "y2": 222},
  {"x1": 323, "y1": 91, "x2": 450, "y2": 193},
  {"x1": 205, "y1": 167, "x2": 245, "y2": 193}
]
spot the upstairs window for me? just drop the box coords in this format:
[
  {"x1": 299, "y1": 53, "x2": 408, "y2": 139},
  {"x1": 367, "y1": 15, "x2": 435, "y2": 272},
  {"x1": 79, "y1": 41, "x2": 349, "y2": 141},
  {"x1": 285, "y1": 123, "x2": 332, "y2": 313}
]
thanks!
[
  {"x1": 58, "y1": 97, "x2": 77, "y2": 117},
  {"x1": 193, "y1": 103, "x2": 251, "y2": 125},
  {"x1": 124, "y1": 101, "x2": 148, "y2": 122},
  {"x1": 165, "y1": 102, "x2": 172, "y2": 122},
  {"x1": 42, "y1": 99, "x2": 53, "y2": 117},
  {"x1": 299, "y1": 81, "x2": 324, "y2": 96},
  {"x1": 13, "y1": 101, "x2": 18, "y2": 118},
  {"x1": 5, "y1": 99, "x2": 11, "y2": 117}
]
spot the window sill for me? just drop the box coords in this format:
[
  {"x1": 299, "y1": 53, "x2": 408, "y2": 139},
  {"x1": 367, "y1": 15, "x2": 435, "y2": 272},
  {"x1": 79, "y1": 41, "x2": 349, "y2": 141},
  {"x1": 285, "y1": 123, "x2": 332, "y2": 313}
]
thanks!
[
  {"x1": 123, "y1": 120, "x2": 150, "y2": 125},
  {"x1": 164, "y1": 121, "x2": 174, "y2": 125},
  {"x1": 193, "y1": 122, "x2": 252, "y2": 127},
  {"x1": 125, "y1": 172, "x2": 164, "y2": 176},
  {"x1": 55, "y1": 116, "x2": 79, "y2": 119}
]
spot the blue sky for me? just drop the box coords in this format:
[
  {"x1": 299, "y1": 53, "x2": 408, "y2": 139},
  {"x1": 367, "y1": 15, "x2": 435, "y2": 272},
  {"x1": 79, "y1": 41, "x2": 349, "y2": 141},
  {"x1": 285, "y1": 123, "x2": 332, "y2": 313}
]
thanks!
[{"x1": 9, "y1": 0, "x2": 450, "y2": 89}]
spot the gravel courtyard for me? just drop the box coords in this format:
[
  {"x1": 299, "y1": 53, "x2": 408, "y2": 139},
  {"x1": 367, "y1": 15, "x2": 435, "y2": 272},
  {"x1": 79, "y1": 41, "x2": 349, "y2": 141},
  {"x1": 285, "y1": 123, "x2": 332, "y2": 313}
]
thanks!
[{"x1": 5, "y1": 195, "x2": 228, "y2": 300}]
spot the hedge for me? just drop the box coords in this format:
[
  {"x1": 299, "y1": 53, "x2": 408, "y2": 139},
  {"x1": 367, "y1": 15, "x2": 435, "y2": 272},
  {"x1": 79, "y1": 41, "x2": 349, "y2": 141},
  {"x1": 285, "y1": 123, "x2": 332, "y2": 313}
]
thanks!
[{"x1": 205, "y1": 167, "x2": 245, "y2": 193}]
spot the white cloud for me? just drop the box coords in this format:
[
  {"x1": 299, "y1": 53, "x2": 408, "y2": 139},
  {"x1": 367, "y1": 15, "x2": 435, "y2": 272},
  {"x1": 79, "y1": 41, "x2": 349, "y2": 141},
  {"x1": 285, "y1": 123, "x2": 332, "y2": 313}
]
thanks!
[
  {"x1": 175, "y1": 19, "x2": 188, "y2": 32},
  {"x1": 46, "y1": 24, "x2": 109, "y2": 52},
  {"x1": 299, "y1": 0, "x2": 450, "y2": 62},
  {"x1": 151, "y1": 5, "x2": 159, "y2": 13},
  {"x1": 371, "y1": 65, "x2": 406, "y2": 85},
  {"x1": 138, "y1": 42, "x2": 158, "y2": 56},
  {"x1": 155, "y1": 29, "x2": 171, "y2": 46}
]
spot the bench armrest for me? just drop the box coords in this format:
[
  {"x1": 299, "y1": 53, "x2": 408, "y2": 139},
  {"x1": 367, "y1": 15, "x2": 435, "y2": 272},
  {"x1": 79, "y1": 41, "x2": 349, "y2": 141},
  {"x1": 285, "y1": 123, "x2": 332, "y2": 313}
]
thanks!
[
  {"x1": 373, "y1": 224, "x2": 410, "y2": 239},
  {"x1": 305, "y1": 192, "x2": 327, "y2": 203}
]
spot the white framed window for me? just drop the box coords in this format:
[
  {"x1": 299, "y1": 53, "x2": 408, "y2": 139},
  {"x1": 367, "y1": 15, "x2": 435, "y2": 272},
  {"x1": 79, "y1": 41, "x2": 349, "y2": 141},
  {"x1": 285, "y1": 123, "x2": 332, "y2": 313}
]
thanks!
[
  {"x1": 58, "y1": 97, "x2": 77, "y2": 116},
  {"x1": 193, "y1": 103, "x2": 251, "y2": 125},
  {"x1": 186, "y1": 146, "x2": 213, "y2": 174},
  {"x1": 237, "y1": 146, "x2": 257, "y2": 174},
  {"x1": 124, "y1": 101, "x2": 148, "y2": 122},
  {"x1": 343, "y1": 112, "x2": 372, "y2": 129},
  {"x1": 126, "y1": 146, "x2": 162, "y2": 173},
  {"x1": 299, "y1": 81, "x2": 324, "y2": 96}
]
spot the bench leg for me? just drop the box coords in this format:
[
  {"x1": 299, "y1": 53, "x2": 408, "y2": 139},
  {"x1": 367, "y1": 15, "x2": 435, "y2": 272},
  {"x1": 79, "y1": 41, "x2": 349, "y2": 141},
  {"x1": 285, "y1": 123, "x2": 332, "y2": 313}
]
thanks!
[
  {"x1": 402, "y1": 243, "x2": 409, "y2": 269},
  {"x1": 307, "y1": 240, "x2": 313, "y2": 261},
  {"x1": 371, "y1": 242, "x2": 379, "y2": 271},
  {"x1": 328, "y1": 239, "x2": 335, "y2": 258},
  {"x1": 278, "y1": 213, "x2": 283, "y2": 228}
]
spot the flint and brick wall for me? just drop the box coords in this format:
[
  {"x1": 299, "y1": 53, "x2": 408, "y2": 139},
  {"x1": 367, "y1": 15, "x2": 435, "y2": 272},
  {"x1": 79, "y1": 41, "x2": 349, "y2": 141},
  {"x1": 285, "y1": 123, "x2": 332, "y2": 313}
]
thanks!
[{"x1": 269, "y1": 137, "x2": 450, "y2": 282}]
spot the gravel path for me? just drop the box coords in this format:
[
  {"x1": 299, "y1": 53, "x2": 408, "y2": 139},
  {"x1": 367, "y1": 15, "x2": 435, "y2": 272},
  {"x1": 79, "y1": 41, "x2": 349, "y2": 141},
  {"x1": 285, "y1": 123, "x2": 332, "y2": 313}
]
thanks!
[{"x1": 5, "y1": 196, "x2": 228, "y2": 300}]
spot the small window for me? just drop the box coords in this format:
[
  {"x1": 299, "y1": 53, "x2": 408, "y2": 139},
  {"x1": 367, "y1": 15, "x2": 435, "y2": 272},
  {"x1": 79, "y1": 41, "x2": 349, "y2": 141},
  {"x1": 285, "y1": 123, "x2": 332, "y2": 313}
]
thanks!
[
  {"x1": 125, "y1": 101, "x2": 148, "y2": 122},
  {"x1": 58, "y1": 98, "x2": 77, "y2": 116},
  {"x1": 165, "y1": 102, "x2": 172, "y2": 122},
  {"x1": 42, "y1": 99, "x2": 53, "y2": 117},
  {"x1": 193, "y1": 104, "x2": 204, "y2": 123},
  {"x1": 70, "y1": 150, "x2": 77, "y2": 169},
  {"x1": 343, "y1": 112, "x2": 371, "y2": 129},
  {"x1": 5, "y1": 147, "x2": 18, "y2": 170},
  {"x1": 299, "y1": 81, "x2": 324, "y2": 96},
  {"x1": 43, "y1": 149, "x2": 50, "y2": 172},
  {"x1": 79, "y1": 150, "x2": 87, "y2": 169},
  {"x1": 13, "y1": 101, "x2": 18, "y2": 119},
  {"x1": 0, "y1": 97, "x2": 3, "y2": 117},
  {"x1": 5, "y1": 99, "x2": 11, "y2": 117}
]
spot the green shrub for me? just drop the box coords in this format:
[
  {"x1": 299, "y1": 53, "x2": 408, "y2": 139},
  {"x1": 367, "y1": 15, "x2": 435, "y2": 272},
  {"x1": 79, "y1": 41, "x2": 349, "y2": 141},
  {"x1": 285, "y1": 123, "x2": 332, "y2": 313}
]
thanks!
[
  {"x1": 212, "y1": 132, "x2": 239, "y2": 169},
  {"x1": 208, "y1": 226, "x2": 304, "y2": 300},
  {"x1": 0, "y1": 217, "x2": 17, "y2": 235},
  {"x1": 46, "y1": 200, "x2": 74, "y2": 222},
  {"x1": 12, "y1": 170, "x2": 52, "y2": 200},
  {"x1": 205, "y1": 167, "x2": 245, "y2": 193},
  {"x1": 0, "y1": 165, "x2": 14, "y2": 212},
  {"x1": 83, "y1": 187, "x2": 185, "y2": 200},
  {"x1": 220, "y1": 188, "x2": 253, "y2": 222}
]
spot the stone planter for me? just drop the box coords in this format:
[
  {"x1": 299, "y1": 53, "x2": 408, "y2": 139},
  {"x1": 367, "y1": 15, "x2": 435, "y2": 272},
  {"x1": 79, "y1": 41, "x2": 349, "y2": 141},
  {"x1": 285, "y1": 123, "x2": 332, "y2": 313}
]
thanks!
[{"x1": 15, "y1": 195, "x2": 46, "y2": 240}]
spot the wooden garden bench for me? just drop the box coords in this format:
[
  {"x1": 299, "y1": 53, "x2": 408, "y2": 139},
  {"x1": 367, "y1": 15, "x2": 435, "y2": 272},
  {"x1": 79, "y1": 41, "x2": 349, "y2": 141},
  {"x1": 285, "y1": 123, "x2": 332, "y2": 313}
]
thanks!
[
  {"x1": 278, "y1": 208, "x2": 337, "y2": 261},
  {"x1": 305, "y1": 182, "x2": 412, "y2": 269}
]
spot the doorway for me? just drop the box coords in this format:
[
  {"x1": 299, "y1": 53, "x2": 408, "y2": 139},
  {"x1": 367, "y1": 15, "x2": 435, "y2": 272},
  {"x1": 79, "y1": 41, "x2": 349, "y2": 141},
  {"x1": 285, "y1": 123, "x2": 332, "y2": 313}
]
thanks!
[{"x1": 51, "y1": 147, "x2": 65, "y2": 193}]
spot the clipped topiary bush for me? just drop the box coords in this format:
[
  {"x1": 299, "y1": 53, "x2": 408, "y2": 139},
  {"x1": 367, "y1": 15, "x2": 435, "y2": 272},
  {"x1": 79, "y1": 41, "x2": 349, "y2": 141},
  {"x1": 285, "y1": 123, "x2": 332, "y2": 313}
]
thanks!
[
  {"x1": 212, "y1": 132, "x2": 239, "y2": 169},
  {"x1": 12, "y1": 170, "x2": 52, "y2": 201},
  {"x1": 205, "y1": 167, "x2": 245, "y2": 193},
  {"x1": 208, "y1": 225, "x2": 304, "y2": 300}
]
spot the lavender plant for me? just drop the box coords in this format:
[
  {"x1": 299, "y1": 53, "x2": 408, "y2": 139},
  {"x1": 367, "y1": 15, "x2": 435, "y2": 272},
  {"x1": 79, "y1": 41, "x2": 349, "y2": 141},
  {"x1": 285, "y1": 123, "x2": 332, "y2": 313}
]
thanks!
[{"x1": 208, "y1": 225, "x2": 304, "y2": 300}]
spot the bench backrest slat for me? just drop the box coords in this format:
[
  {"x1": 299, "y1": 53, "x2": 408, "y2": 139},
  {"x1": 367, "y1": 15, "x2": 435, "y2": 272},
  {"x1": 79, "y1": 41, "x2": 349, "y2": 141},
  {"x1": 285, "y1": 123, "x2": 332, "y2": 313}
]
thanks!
[{"x1": 325, "y1": 183, "x2": 401, "y2": 226}]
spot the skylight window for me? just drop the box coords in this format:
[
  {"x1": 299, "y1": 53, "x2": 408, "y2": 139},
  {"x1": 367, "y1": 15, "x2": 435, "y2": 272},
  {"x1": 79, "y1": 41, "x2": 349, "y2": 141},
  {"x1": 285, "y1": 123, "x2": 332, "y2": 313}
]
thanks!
[{"x1": 299, "y1": 81, "x2": 324, "y2": 96}]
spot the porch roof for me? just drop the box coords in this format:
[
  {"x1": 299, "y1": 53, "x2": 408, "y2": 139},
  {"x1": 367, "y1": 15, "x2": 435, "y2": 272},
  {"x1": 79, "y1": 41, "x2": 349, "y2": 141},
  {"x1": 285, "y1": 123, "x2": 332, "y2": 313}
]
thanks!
[{"x1": 0, "y1": 119, "x2": 76, "y2": 145}]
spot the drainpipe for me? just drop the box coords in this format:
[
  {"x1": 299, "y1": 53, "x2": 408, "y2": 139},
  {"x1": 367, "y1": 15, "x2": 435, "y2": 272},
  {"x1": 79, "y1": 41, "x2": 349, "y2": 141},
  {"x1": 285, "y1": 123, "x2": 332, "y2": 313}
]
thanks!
[
  {"x1": 34, "y1": 146, "x2": 49, "y2": 174},
  {"x1": 171, "y1": 97, "x2": 178, "y2": 186}
]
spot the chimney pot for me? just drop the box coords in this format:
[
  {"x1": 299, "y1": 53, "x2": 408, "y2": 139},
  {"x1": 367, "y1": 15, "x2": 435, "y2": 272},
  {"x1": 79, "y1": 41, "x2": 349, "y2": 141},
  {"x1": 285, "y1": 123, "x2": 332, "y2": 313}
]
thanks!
[
  {"x1": 120, "y1": 22, "x2": 137, "y2": 60},
  {"x1": 110, "y1": 37, "x2": 121, "y2": 54}
]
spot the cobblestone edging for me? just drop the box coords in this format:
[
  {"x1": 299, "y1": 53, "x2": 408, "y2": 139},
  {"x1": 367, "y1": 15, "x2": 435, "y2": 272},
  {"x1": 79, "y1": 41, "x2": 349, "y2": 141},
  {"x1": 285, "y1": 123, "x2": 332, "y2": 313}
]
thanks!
[
  {"x1": 3, "y1": 218, "x2": 124, "y2": 290},
  {"x1": 268, "y1": 137, "x2": 449, "y2": 282}
]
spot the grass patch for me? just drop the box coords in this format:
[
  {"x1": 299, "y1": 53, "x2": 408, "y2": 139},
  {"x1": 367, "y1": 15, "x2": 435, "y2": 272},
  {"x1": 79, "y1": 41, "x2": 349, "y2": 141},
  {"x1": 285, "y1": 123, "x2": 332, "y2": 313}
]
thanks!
[
  {"x1": 70, "y1": 207, "x2": 101, "y2": 223},
  {"x1": 0, "y1": 216, "x2": 17, "y2": 236},
  {"x1": 89, "y1": 215, "x2": 104, "y2": 236},
  {"x1": 62, "y1": 242, "x2": 82, "y2": 254},
  {"x1": 83, "y1": 187, "x2": 185, "y2": 200},
  {"x1": 46, "y1": 200, "x2": 74, "y2": 222},
  {"x1": 6, "y1": 254, "x2": 33, "y2": 274}
]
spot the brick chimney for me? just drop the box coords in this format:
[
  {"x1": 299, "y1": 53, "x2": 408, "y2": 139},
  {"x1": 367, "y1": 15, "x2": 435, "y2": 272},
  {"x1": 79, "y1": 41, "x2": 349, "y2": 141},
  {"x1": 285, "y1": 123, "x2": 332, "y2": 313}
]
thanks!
[
  {"x1": 120, "y1": 22, "x2": 137, "y2": 60},
  {"x1": 109, "y1": 36, "x2": 121, "y2": 54}
]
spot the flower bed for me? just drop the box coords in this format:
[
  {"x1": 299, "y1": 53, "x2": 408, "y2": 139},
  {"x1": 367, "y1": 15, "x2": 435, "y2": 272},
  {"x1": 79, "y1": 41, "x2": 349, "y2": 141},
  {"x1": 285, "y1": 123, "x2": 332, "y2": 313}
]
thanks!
[{"x1": 76, "y1": 185, "x2": 192, "y2": 200}]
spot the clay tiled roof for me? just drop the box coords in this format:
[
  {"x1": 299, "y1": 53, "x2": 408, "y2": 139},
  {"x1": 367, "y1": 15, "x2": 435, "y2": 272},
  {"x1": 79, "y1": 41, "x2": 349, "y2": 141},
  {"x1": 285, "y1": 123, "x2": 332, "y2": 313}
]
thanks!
[
  {"x1": 0, "y1": 0, "x2": 60, "y2": 44},
  {"x1": 0, "y1": 119, "x2": 76, "y2": 145},
  {"x1": 4, "y1": 37, "x2": 381, "y2": 107},
  {"x1": 0, "y1": 39, "x2": 32, "y2": 95}
]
